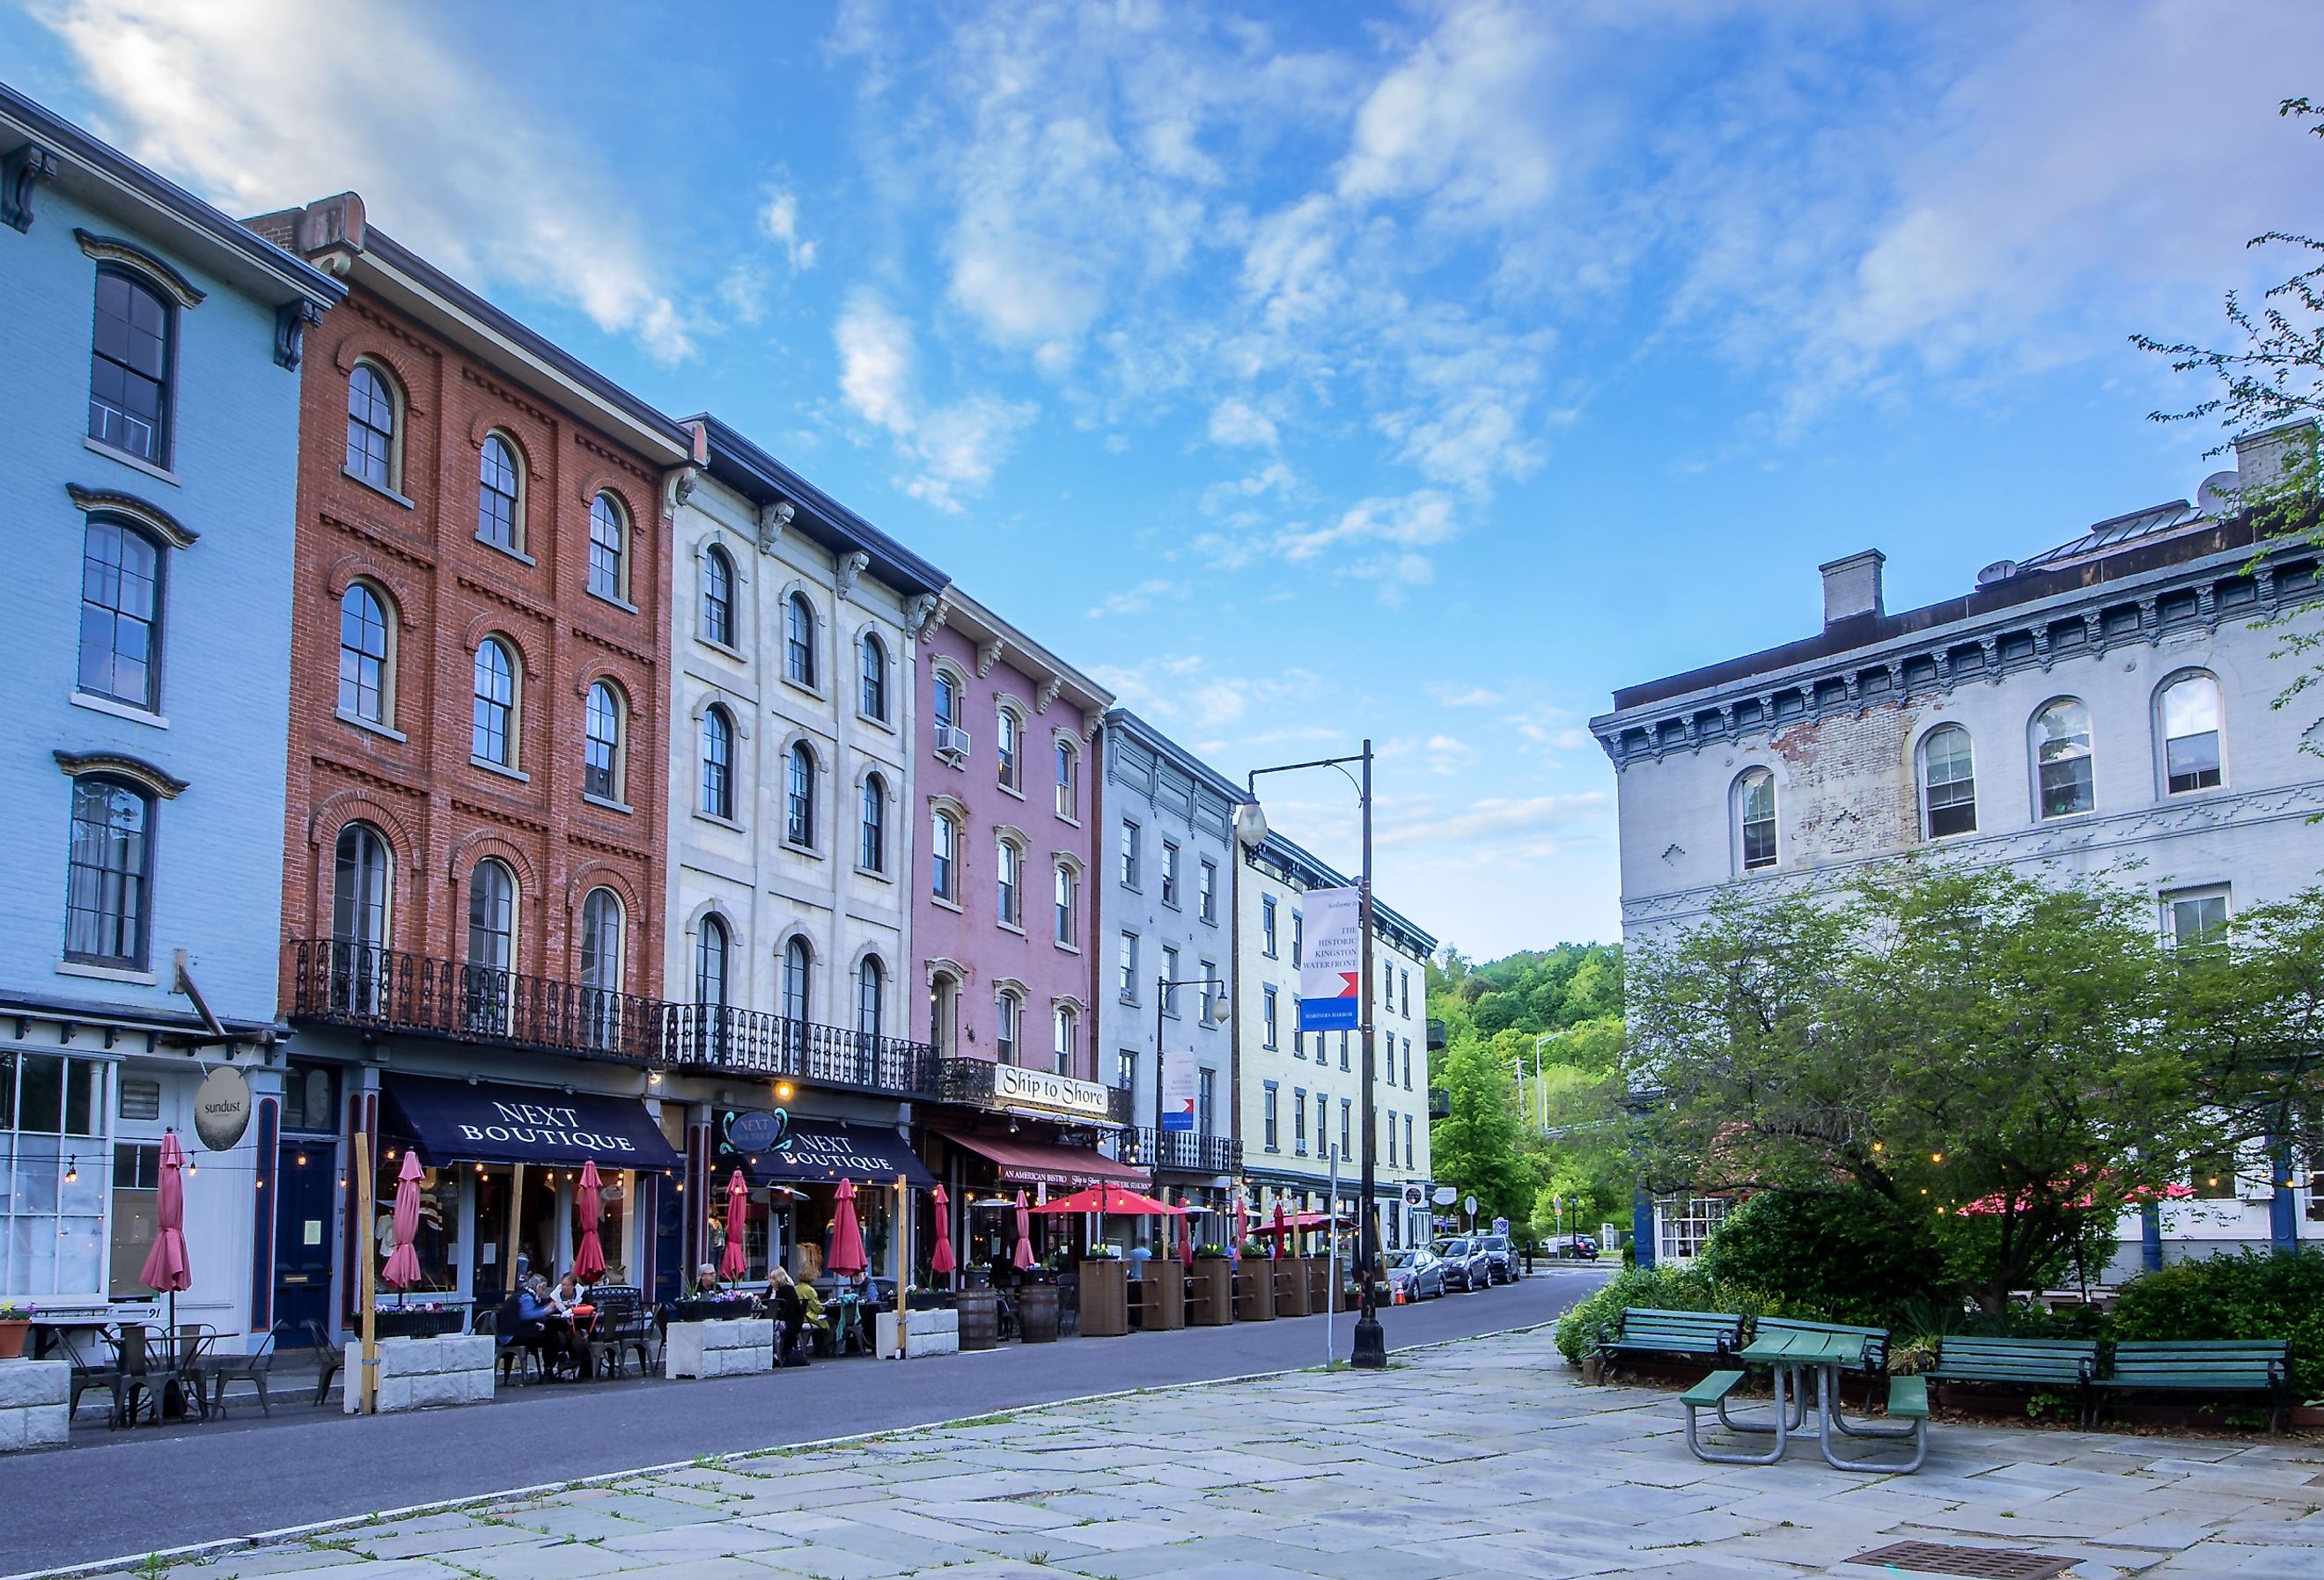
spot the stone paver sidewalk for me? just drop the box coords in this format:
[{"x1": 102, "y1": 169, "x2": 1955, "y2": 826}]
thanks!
[{"x1": 77, "y1": 1327, "x2": 2324, "y2": 1580}]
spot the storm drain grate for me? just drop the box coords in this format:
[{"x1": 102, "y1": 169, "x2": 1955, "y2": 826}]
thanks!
[{"x1": 1846, "y1": 1540, "x2": 2078, "y2": 1580}]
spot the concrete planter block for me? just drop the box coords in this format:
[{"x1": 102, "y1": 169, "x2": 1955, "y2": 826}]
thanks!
[
  {"x1": 876, "y1": 1310, "x2": 960, "y2": 1358},
  {"x1": 0, "y1": 1362, "x2": 69, "y2": 1452},
  {"x1": 664, "y1": 1318, "x2": 775, "y2": 1379},
  {"x1": 344, "y1": 1334, "x2": 498, "y2": 1415}
]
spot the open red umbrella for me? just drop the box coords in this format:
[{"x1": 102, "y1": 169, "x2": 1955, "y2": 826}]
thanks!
[
  {"x1": 720, "y1": 1168, "x2": 749, "y2": 1282},
  {"x1": 140, "y1": 1130, "x2": 191, "y2": 1326},
  {"x1": 381, "y1": 1150, "x2": 423, "y2": 1292},
  {"x1": 827, "y1": 1177, "x2": 868, "y2": 1277},
  {"x1": 1272, "y1": 1202, "x2": 1287, "y2": 1261},
  {"x1": 1031, "y1": 1184, "x2": 1187, "y2": 1216},
  {"x1": 572, "y1": 1160, "x2": 607, "y2": 1283},
  {"x1": 930, "y1": 1184, "x2": 956, "y2": 1282},
  {"x1": 1012, "y1": 1188, "x2": 1036, "y2": 1271}
]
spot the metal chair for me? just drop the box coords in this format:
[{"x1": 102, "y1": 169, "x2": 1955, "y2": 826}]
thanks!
[
  {"x1": 205, "y1": 1322, "x2": 284, "y2": 1417},
  {"x1": 301, "y1": 1320, "x2": 342, "y2": 1407},
  {"x1": 55, "y1": 1327, "x2": 124, "y2": 1425}
]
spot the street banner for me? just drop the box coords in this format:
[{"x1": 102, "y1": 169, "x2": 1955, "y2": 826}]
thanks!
[
  {"x1": 1161, "y1": 1058, "x2": 1198, "y2": 1132},
  {"x1": 1298, "y1": 886, "x2": 1362, "y2": 1031}
]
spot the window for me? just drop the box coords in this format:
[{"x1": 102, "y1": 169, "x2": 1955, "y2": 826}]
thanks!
[
  {"x1": 1121, "y1": 820, "x2": 1141, "y2": 888},
  {"x1": 1657, "y1": 1195, "x2": 1730, "y2": 1263},
  {"x1": 330, "y1": 821, "x2": 392, "y2": 1013},
  {"x1": 1734, "y1": 768, "x2": 1776, "y2": 871},
  {"x1": 88, "y1": 268, "x2": 172, "y2": 463},
  {"x1": 1261, "y1": 895, "x2": 1278, "y2": 957},
  {"x1": 931, "y1": 810, "x2": 960, "y2": 902},
  {"x1": 997, "y1": 990, "x2": 1021, "y2": 1065},
  {"x1": 1198, "y1": 1069, "x2": 1216, "y2": 1135},
  {"x1": 1199, "y1": 961, "x2": 1218, "y2": 1024},
  {"x1": 64, "y1": 776, "x2": 151, "y2": 966},
  {"x1": 77, "y1": 518, "x2": 163, "y2": 709},
  {"x1": 997, "y1": 708, "x2": 1021, "y2": 790},
  {"x1": 3, "y1": 1052, "x2": 107, "y2": 1296},
  {"x1": 1262, "y1": 985, "x2": 1279, "y2": 1048},
  {"x1": 1116, "y1": 1049, "x2": 1137, "y2": 1094},
  {"x1": 1403, "y1": 1038, "x2": 1414, "y2": 1089},
  {"x1": 1291, "y1": 996, "x2": 1303, "y2": 1055},
  {"x1": 2166, "y1": 888, "x2": 2231, "y2": 951},
  {"x1": 1162, "y1": 946, "x2": 1180, "y2": 1015},
  {"x1": 2159, "y1": 672, "x2": 2225, "y2": 793},
  {"x1": 1161, "y1": 841, "x2": 1180, "y2": 907},
  {"x1": 695, "y1": 915, "x2": 729, "y2": 1005},
  {"x1": 859, "y1": 775, "x2": 886, "y2": 872},
  {"x1": 584, "y1": 680, "x2": 623, "y2": 802},
  {"x1": 345, "y1": 362, "x2": 397, "y2": 489},
  {"x1": 587, "y1": 493, "x2": 628, "y2": 601},
  {"x1": 1199, "y1": 860, "x2": 1217, "y2": 923},
  {"x1": 934, "y1": 669, "x2": 960, "y2": 730},
  {"x1": 1919, "y1": 724, "x2": 1976, "y2": 838},
  {"x1": 701, "y1": 545, "x2": 735, "y2": 646},
  {"x1": 1401, "y1": 970, "x2": 1411, "y2": 1017},
  {"x1": 1054, "y1": 861, "x2": 1077, "y2": 945},
  {"x1": 858, "y1": 957, "x2": 884, "y2": 1041},
  {"x1": 579, "y1": 887, "x2": 622, "y2": 1047},
  {"x1": 997, "y1": 839, "x2": 1022, "y2": 927},
  {"x1": 1294, "y1": 1087, "x2": 1308, "y2": 1154},
  {"x1": 1263, "y1": 1083, "x2": 1279, "y2": 1150},
  {"x1": 930, "y1": 971, "x2": 960, "y2": 1055},
  {"x1": 782, "y1": 937, "x2": 811, "y2": 1024},
  {"x1": 1052, "y1": 1003, "x2": 1076, "y2": 1076},
  {"x1": 784, "y1": 741, "x2": 815, "y2": 849},
  {"x1": 108, "y1": 1138, "x2": 159, "y2": 1298},
  {"x1": 700, "y1": 707, "x2": 735, "y2": 820},
  {"x1": 477, "y1": 435, "x2": 521, "y2": 552},
  {"x1": 2033, "y1": 698, "x2": 2095, "y2": 818},
  {"x1": 471, "y1": 639, "x2": 518, "y2": 768},
  {"x1": 1119, "y1": 932, "x2": 1139, "y2": 1000},
  {"x1": 1339, "y1": 1031, "x2": 1350, "y2": 1071},
  {"x1": 463, "y1": 858, "x2": 515, "y2": 1032},
  {"x1": 1055, "y1": 739, "x2": 1078, "y2": 819},
  {"x1": 337, "y1": 582, "x2": 392, "y2": 724},
  {"x1": 859, "y1": 633, "x2": 887, "y2": 721},
  {"x1": 1291, "y1": 910, "x2": 1303, "y2": 965},
  {"x1": 783, "y1": 592, "x2": 815, "y2": 687},
  {"x1": 1404, "y1": 1114, "x2": 1414, "y2": 1167},
  {"x1": 1341, "y1": 1099, "x2": 1352, "y2": 1161}
]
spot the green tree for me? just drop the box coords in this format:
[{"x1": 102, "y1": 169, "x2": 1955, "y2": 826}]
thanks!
[{"x1": 1427, "y1": 1034, "x2": 1539, "y2": 1226}]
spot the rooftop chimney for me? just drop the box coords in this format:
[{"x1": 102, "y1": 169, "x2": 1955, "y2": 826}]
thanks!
[
  {"x1": 1820, "y1": 548, "x2": 1885, "y2": 628},
  {"x1": 2232, "y1": 419, "x2": 2320, "y2": 499}
]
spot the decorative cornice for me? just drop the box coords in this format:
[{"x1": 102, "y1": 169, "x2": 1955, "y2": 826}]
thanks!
[
  {"x1": 975, "y1": 637, "x2": 1006, "y2": 679},
  {"x1": 54, "y1": 749, "x2": 187, "y2": 799},
  {"x1": 75, "y1": 229, "x2": 206, "y2": 306},
  {"x1": 757, "y1": 499, "x2": 794, "y2": 554},
  {"x1": 666, "y1": 465, "x2": 701, "y2": 515},
  {"x1": 1035, "y1": 673, "x2": 1063, "y2": 715},
  {"x1": 835, "y1": 550, "x2": 871, "y2": 602},
  {"x1": 66, "y1": 484, "x2": 197, "y2": 548},
  {"x1": 4, "y1": 141, "x2": 62, "y2": 233},
  {"x1": 273, "y1": 299, "x2": 324, "y2": 371}
]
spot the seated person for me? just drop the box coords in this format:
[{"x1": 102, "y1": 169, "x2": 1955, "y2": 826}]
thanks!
[
  {"x1": 522, "y1": 1275, "x2": 582, "y2": 1379},
  {"x1": 692, "y1": 1261, "x2": 723, "y2": 1297},
  {"x1": 766, "y1": 1268, "x2": 807, "y2": 1366},
  {"x1": 497, "y1": 1279, "x2": 553, "y2": 1377},
  {"x1": 548, "y1": 1270, "x2": 592, "y2": 1377},
  {"x1": 796, "y1": 1278, "x2": 830, "y2": 1351}
]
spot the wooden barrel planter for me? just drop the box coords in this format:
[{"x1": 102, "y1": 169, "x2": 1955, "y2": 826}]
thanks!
[
  {"x1": 1308, "y1": 1258, "x2": 1332, "y2": 1311},
  {"x1": 1140, "y1": 1261, "x2": 1186, "y2": 1330},
  {"x1": 1233, "y1": 1263, "x2": 1276, "y2": 1321},
  {"x1": 1189, "y1": 1258, "x2": 1233, "y2": 1326},
  {"x1": 1273, "y1": 1259, "x2": 1310, "y2": 1316},
  {"x1": 954, "y1": 1287, "x2": 999, "y2": 1351},
  {"x1": 1019, "y1": 1282, "x2": 1061, "y2": 1343},
  {"x1": 1079, "y1": 1260, "x2": 1129, "y2": 1337}
]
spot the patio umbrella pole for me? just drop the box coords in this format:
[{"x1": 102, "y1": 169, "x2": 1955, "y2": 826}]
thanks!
[
  {"x1": 896, "y1": 1175, "x2": 908, "y2": 1360},
  {"x1": 355, "y1": 1134, "x2": 378, "y2": 1415},
  {"x1": 504, "y1": 1162, "x2": 526, "y2": 1297}
]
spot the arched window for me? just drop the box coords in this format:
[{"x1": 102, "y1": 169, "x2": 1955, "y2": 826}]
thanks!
[
  {"x1": 783, "y1": 937, "x2": 812, "y2": 1024},
  {"x1": 2159, "y1": 672, "x2": 2225, "y2": 794},
  {"x1": 2033, "y1": 699, "x2": 2095, "y2": 818},
  {"x1": 933, "y1": 668, "x2": 960, "y2": 729},
  {"x1": 930, "y1": 809, "x2": 960, "y2": 902},
  {"x1": 859, "y1": 633, "x2": 887, "y2": 721},
  {"x1": 784, "y1": 740, "x2": 815, "y2": 848},
  {"x1": 1920, "y1": 724, "x2": 1977, "y2": 838},
  {"x1": 859, "y1": 774, "x2": 886, "y2": 872},
  {"x1": 584, "y1": 680, "x2": 623, "y2": 802},
  {"x1": 588, "y1": 493, "x2": 628, "y2": 601},
  {"x1": 1733, "y1": 768, "x2": 1776, "y2": 871},
  {"x1": 857, "y1": 956, "x2": 884, "y2": 1041},
  {"x1": 997, "y1": 707, "x2": 1021, "y2": 790},
  {"x1": 997, "y1": 838, "x2": 1022, "y2": 927},
  {"x1": 64, "y1": 775, "x2": 151, "y2": 966},
  {"x1": 701, "y1": 706, "x2": 734, "y2": 820},
  {"x1": 695, "y1": 915, "x2": 729, "y2": 1006},
  {"x1": 471, "y1": 638, "x2": 518, "y2": 767},
  {"x1": 1052, "y1": 1003, "x2": 1076, "y2": 1077},
  {"x1": 784, "y1": 592, "x2": 816, "y2": 687},
  {"x1": 337, "y1": 581, "x2": 393, "y2": 725},
  {"x1": 77, "y1": 517, "x2": 162, "y2": 709},
  {"x1": 330, "y1": 821, "x2": 392, "y2": 1013},
  {"x1": 463, "y1": 857, "x2": 515, "y2": 1032},
  {"x1": 929, "y1": 969, "x2": 960, "y2": 1055},
  {"x1": 996, "y1": 989, "x2": 1021, "y2": 1066},
  {"x1": 1054, "y1": 738, "x2": 1077, "y2": 819},
  {"x1": 702, "y1": 545, "x2": 735, "y2": 647},
  {"x1": 1054, "y1": 861, "x2": 1077, "y2": 946},
  {"x1": 477, "y1": 434, "x2": 521, "y2": 552},
  {"x1": 88, "y1": 268, "x2": 173, "y2": 463},
  {"x1": 345, "y1": 361, "x2": 398, "y2": 489},
  {"x1": 580, "y1": 887, "x2": 623, "y2": 1047}
]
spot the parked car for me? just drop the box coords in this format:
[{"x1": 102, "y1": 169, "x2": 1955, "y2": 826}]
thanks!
[
  {"x1": 1431, "y1": 1237, "x2": 1491, "y2": 1291},
  {"x1": 1383, "y1": 1247, "x2": 1446, "y2": 1302},
  {"x1": 1559, "y1": 1234, "x2": 1600, "y2": 1260},
  {"x1": 1475, "y1": 1232, "x2": 1518, "y2": 1283}
]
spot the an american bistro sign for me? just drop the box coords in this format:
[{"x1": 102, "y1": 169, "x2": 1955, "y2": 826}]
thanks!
[
  {"x1": 991, "y1": 1063, "x2": 1114, "y2": 1121},
  {"x1": 459, "y1": 1099, "x2": 644, "y2": 1156}
]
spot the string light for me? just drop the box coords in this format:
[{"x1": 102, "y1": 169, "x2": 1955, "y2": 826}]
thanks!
[
  {"x1": 1931, "y1": 1152, "x2": 1944, "y2": 1164},
  {"x1": 186, "y1": 1158, "x2": 198, "y2": 1177},
  {"x1": 63, "y1": 1157, "x2": 78, "y2": 1184}
]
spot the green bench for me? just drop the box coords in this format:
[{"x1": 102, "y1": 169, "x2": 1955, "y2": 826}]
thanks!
[
  {"x1": 1593, "y1": 1307, "x2": 1744, "y2": 1382},
  {"x1": 1926, "y1": 1335, "x2": 2100, "y2": 1426},
  {"x1": 2092, "y1": 1340, "x2": 2293, "y2": 1434}
]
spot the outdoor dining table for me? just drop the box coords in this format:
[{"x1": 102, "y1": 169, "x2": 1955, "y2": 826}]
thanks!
[{"x1": 1710, "y1": 1326, "x2": 1915, "y2": 1471}]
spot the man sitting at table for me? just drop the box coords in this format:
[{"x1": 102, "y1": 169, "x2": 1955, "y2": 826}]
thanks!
[
  {"x1": 522, "y1": 1275, "x2": 580, "y2": 1380},
  {"x1": 547, "y1": 1270, "x2": 592, "y2": 1378},
  {"x1": 692, "y1": 1262, "x2": 723, "y2": 1297},
  {"x1": 496, "y1": 1279, "x2": 553, "y2": 1380}
]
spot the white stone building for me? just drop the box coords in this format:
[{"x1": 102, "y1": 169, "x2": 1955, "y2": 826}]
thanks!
[{"x1": 1592, "y1": 426, "x2": 2324, "y2": 1274}]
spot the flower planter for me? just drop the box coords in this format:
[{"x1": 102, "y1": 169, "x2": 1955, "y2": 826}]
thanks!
[
  {"x1": 0, "y1": 1321, "x2": 27, "y2": 1362},
  {"x1": 371, "y1": 1308, "x2": 463, "y2": 1340},
  {"x1": 1140, "y1": 1260, "x2": 1186, "y2": 1330},
  {"x1": 1189, "y1": 1258, "x2": 1233, "y2": 1326},
  {"x1": 954, "y1": 1288, "x2": 999, "y2": 1350},
  {"x1": 1234, "y1": 1263, "x2": 1276, "y2": 1321},
  {"x1": 1308, "y1": 1258, "x2": 1332, "y2": 1311},
  {"x1": 1079, "y1": 1260, "x2": 1129, "y2": 1337},
  {"x1": 668, "y1": 1297, "x2": 757, "y2": 1324},
  {"x1": 1272, "y1": 1259, "x2": 1311, "y2": 1317}
]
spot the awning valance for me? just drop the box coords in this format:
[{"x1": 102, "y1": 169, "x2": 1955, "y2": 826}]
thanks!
[
  {"x1": 934, "y1": 1128, "x2": 1150, "y2": 1189},
  {"x1": 383, "y1": 1074, "x2": 678, "y2": 1170},
  {"x1": 718, "y1": 1117, "x2": 935, "y2": 1190}
]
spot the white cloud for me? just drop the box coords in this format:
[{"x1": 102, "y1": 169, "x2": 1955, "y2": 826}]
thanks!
[
  {"x1": 1428, "y1": 684, "x2": 1504, "y2": 709},
  {"x1": 759, "y1": 184, "x2": 819, "y2": 272},
  {"x1": 40, "y1": 0, "x2": 696, "y2": 360},
  {"x1": 836, "y1": 295, "x2": 919, "y2": 434},
  {"x1": 1376, "y1": 792, "x2": 1610, "y2": 849},
  {"x1": 1088, "y1": 653, "x2": 1322, "y2": 732},
  {"x1": 1087, "y1": 578, "x2": 1184, "y2": 619},
  {"x1": 835, "y1": 293, "x2": 1034, "y2": 511},
  {"x1": 1207, "y1": 398, "x2": 1279, "y2": 449}
]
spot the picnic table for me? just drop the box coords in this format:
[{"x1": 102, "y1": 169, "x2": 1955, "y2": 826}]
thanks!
[{"x1": 1681, "y1": 1324, "x2": 1926, "y2": 1473}]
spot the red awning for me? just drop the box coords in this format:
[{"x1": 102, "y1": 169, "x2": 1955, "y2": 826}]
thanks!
[{"x1": 934, "y1": 1128, "x2": 1150, "y2": 1189}]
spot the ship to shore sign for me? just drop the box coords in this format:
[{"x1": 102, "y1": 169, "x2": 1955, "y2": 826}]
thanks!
[{"x1": 1298, "y1": 886, "x2": 1361, "y2": 1032}]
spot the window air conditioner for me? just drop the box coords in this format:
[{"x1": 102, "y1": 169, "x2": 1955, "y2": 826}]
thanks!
[{"x1": 934, "y1": 723, "x2": 970, "y2": 759}]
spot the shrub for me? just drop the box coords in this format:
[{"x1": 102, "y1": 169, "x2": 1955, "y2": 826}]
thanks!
[
  {"x1": 1695, "y1": 1190, "x2": 1946, "y2": 1329},
  {"x1": 1550, "y1": 1263, "x2": 1800, "y2": 1363},
  {"x1": 2112, "y1": 1248, "x2": 2324, "y2": 1401}
]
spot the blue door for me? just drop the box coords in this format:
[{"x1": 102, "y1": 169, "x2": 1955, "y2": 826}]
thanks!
[{"x1": 273, "y1": 1140, "x2": 337, "y2": 1341}]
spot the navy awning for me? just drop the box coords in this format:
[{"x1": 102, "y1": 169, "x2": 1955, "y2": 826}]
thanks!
[
  {"x1": 384, "y1": 1074, "x2": 679, "y2": 1169},
  {"x1": 715, "y1": 1115, "x2": 935, "y2": 1189}
]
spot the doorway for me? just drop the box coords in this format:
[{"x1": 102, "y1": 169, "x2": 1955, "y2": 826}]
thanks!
[{"x1": 273, "y1": 1139, "x2": 336, "y2": 1341}]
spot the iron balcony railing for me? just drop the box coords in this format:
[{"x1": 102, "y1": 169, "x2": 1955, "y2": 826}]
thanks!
[
  {"x1": 663, "y1": 1002, "x2": 939, "y2": 1099},
  {"x1": 1107, "y1": 1126, "x2": 1241, "y2": 1177},
  {"x1": 932, "y1": 1056, "x2": 1137, "y2": 1128}
]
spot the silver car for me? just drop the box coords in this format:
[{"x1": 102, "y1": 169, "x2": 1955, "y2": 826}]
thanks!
[
  {"x1": 1431, "y1": 1237, "x2": 1492, "y2": 1291},
  {"x1": 1384, "y1": 1247, "x2": 1446, "y2": 1302}
]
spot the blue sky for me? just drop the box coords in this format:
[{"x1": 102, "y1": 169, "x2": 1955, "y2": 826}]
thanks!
[{"x1": 8, "y1": 0, "x2": 2320, "y2": 959}]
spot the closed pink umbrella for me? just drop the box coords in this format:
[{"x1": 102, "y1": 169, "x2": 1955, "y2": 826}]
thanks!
[
  {"x1": 720, "y1": 1169, "x2": 749, "y2": 1282},
  {"x1": 380, "y1": 1150, "x2": 423, "y2": 1293},
  {"x1": 572, "y1": 1160, "x2": 607, "y2": 1283},
  {"x1": 930, "y1": 1184, "x2": 956, "y2": 1283},
  {"x1": 140, "y1": 1130, "x2": 191, "y2": 1327},
  {"x1": 1011, "y1": 1188, "x2": 1036, "y2": 1271},
  {"x1": 1272, "y1": 1202, "x2": 1287, "y2": 1261},
  {"x1": 1230, "y1": 1196, "x2": 1246, "y2": 1264},
  {"x1": 827, "y1": 1178, "x2": 867, "y2": 1278},
  {"x1": 1177, "y1": 1198, "x2": 1193, "y2": 1268}
]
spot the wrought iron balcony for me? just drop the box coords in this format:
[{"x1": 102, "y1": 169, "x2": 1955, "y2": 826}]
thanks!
[
  {"x1": 663, "y1": 1003, "x2": 938, "y2": 1099},
  {"x1": 931, "y1": 1056, "x2": 1136, "y2": 1127},
  {"x1": 1107, "y1": 1126, "x2": 1241, "y2": 1177}
]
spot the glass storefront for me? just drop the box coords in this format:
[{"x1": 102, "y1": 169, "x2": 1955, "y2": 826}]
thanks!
[{"x1": 1, "y1": 1051, "x2": 109, "y2": 1297}]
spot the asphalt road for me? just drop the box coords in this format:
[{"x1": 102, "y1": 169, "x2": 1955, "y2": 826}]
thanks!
[{"x1": 0, "y1": 1266, "x2": 1609, "y2": 1578}]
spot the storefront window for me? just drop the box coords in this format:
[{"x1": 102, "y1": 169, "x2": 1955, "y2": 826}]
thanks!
[
  {"x1": 1657, "y1": 1194, "x2": 1730, "y2": 1263},
  {"x1": 107, "y1": 1140, "x2": 160, "y2": 1297},
  {"x1": 2, "y1": 1051, "x2": 109, "y2": 1297}
]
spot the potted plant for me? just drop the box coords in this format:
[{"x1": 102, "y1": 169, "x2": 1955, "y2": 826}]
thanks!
[
  {"x1": 0, "y1": 1300, "x2": 30, "y2": 1361},
  {"x1": 1194, "y1": 1242, "x2": 1228, "y2": 1259}
]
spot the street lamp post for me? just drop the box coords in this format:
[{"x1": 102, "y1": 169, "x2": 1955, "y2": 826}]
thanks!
[
  {"x1": 1237, "y1": 739, "x2": 1386, "y2": 1370},
  {"x1": 1153, "y1": 974, "x2": 1231, "y2": 1186}
]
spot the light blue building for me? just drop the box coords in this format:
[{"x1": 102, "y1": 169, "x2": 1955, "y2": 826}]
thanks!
[{"x1": 0, "y1": 85, "x2": 342, "y2": 1340}]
